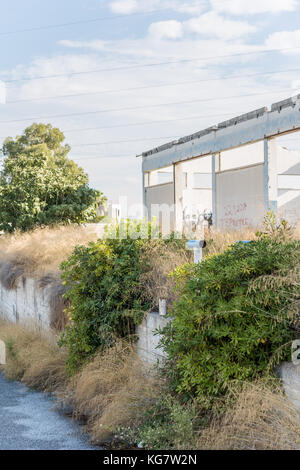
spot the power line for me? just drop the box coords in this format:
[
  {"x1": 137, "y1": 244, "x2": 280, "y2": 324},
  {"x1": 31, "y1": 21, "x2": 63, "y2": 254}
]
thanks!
[
  {"x1": 0, "y1": 111, "x2": 238, "y2": 140},
  {"x1": 4, "y1": 46, "x2": 300, "y2": 86},
  {"x1": 72, "y1": 154, "x2": 134, "y2": 161},
  {"x1": 0, "y1": 8, "x2": 170, "y2": 37},
  {"x1": 6, "y1": 67, "x2": 300, "y2": 105},
  {"x1": 0, "y1": 87, "x2": 296, "y2": 124},
  {"x1": 71, "y1": 135, "x2": 180, "y2": 147},
  {"x1": 0, "y1": 0, "x2": 242, "y2": 37}
]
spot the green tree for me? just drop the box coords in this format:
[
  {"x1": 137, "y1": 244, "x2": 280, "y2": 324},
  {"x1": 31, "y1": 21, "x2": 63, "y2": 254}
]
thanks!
[
  {"x1": 0, "y1": 123, "x2": 104, "y2": 232},
  {"x1": 161, "y1": 236, "x2": 300, "y2": 407}
]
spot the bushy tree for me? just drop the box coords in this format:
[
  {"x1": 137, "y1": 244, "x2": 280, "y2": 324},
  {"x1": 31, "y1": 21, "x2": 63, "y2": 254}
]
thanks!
[
  {"x1": 0, "y1": 123, "x2": 104, "y2": 232},
  {"x1": 161, "y1": 235, "x2": 300, "y2": 407},
  {"x1": 60, "y1": 237, "x2": 149, "y2": 373}
]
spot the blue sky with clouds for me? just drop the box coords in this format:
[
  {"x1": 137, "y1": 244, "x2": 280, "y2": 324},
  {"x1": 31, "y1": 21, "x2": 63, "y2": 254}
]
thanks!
[{"x1": 1, "y1": 0, "x2": 300, "y2": 206}]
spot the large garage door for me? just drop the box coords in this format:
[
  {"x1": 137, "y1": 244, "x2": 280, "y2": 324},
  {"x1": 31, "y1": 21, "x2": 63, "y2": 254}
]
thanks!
[
  {"x1": 216, "y1": 164, "x2": 265, "y2": 229},
  {"x1": 146, "y1": 182, "x2": 175, "y2": 233}
]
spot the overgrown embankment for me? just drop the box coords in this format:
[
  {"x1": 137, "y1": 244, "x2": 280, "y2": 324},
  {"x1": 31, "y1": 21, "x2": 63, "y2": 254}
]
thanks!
[{"x1": 0, "y1": 219, "x2": 300, "y2": 449}]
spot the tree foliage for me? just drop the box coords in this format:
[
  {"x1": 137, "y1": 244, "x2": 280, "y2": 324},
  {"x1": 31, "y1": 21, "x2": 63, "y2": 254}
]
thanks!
[
  {"x1": 59, "y1": 236, "x2": 149, "y2": 373},
  {"x1": 0, "y1": 123, "x2": 104, "y2": 232},
  {"x1": 160, "y1": 235, "x2": 300, "y2": 407}
]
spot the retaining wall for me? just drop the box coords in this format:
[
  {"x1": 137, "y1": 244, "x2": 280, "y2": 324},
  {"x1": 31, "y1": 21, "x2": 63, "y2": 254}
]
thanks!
[
  {"x1": 136, "y1": 311, "x2": 170, "y2": 364},
  {"x1": 0, "y1": 273, "x2": 168, "y2": 363},
  {"x1": 0, "y1": 276, "x2": 54, "y2": 330}
]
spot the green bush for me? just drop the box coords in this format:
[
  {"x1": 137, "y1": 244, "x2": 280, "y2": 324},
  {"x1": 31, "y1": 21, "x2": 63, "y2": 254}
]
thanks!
[
  {"x1": 160, "y1": 235, "x2": 300, "y2": 407},
  {"x1": 59, "y1": 220, "x2": 188, "y2": 373},
  {"x1": 59, "y1": 237, "x2": 149, "y2": 373}
]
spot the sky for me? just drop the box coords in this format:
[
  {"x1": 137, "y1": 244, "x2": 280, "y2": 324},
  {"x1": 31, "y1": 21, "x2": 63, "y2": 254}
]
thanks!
[{"x1": 0, "y1": 0, "x2": 300, "y2": 206}]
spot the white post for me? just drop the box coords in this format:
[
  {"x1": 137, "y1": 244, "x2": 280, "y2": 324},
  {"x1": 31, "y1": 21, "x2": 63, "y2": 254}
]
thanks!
[
  {"x1": 186, "y1": 240, "x2": 206, "y2": 264},
  {"x1": 264, "y1": 138, "x2": 278, "y2": 213},
  {"x1": 0, "y1": 340, "x2": 6, "y2": 365},
  {"x1": 194, "y1": 248, "x2": 203, "y2": 264},
  {"x1": 159, "y1": 299, "x2": 167, "y2": 317}
]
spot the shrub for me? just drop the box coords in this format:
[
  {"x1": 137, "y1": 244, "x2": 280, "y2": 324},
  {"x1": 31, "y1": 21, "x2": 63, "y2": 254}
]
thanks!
[
  {"x1": 115, "y1": 394, "x2": 198, "y2": 450},
  {"x1": 59, "y1": 236, "x2": 149, "y2": 372},
  {"x1": 59, "y1": 220, "x2": 189, "y2": 373},
  {"x1": 160, "y1": 235, "x2": 300, "y2": 407}
]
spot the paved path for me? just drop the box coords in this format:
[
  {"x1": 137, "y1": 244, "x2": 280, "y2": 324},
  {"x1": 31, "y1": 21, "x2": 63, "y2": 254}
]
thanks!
[{"x1": 0, "y1": 373, "x2": 97, "y2": 450}]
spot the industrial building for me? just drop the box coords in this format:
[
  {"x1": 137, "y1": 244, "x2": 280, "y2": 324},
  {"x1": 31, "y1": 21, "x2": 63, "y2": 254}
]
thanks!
[{"x1": 140, "y1": 95, "x2": 300, "y2": 233}]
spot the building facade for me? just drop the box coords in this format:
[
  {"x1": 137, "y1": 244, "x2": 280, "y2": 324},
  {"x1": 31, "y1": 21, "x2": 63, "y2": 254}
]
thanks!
[{"x1": 140, "y1": 95, "x2": 300, "y2": 233}]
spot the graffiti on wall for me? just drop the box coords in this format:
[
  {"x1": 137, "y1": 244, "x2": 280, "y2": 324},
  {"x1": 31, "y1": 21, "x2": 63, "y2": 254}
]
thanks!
[{"x1": 220, "y1": 202, "x2": 250, "y2": 229}]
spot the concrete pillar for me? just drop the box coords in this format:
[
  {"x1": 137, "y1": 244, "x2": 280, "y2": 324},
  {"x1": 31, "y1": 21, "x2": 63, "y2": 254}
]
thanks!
[
  {"x1": 212, "y1": 154, "x2": 217, "y2": 226},
  {"x1": 142, "y1": 169, "x2": 149, "y2": 219},
  {"x1": 264, "y1": 138, "x2": 278, "y2": 213},
  {"x1": 174, "y1": 162, "x2": 183, "y2": 233}
]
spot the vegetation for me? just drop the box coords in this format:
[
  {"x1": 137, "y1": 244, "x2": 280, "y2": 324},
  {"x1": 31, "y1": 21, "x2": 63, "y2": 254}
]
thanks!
[
  {"x1": 59, "y1": 222, "x2": 189, "y2": 373},
  {"x1": 0, "y1": 123, "x2": 104, "y2": 232},
  {"x1": 0, "y1": 224, "x2": 99, "y2": 280},
  {"x1": 197, "y1": 381, "x2": 300, "y2": 450},
  {"x1": 160, "y1": 232, "x2": 300, "y2": 407},
  {"x1": 1, "y1": 218, "x2": 300, "y2": 449},
  {"x1": 59, "y1": 236, "x2": 149, "y2": 373},
  {"x1": 0, "y1": 320, "x2": 67, "y2": 391},
  {"x1": 1, "y1": 320, "x2": 300, "y2": 450}
]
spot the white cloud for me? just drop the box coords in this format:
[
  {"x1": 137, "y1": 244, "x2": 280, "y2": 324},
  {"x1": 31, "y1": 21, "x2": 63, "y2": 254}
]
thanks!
[
  {"x1": 109, "y1": 0, "x2": 138, "y2": 14},
  {"x1": 148, "y1": 20, "x2": 183, "y2": 40},
  {"x1": 211, "y1": 0, "x2": 298, "y2": 15},
  {"x1": 147, "y1": 13, "x2": 257, "y2": 41},
  {"x1": 59, "y1": 39, "x2": 106, "y2": 50},
  {"x1": 184, "y1": 12, "x2": 257, "y2": 39},
  {"x1": 265, "y1": 30, "x2": 300, "y2": 51},
  {"x1": 109, "y1": 0, "x2": 206, "y2": 14},
  {"x1": 184, "y1": 12, "x2": 256, "y2": 40}
]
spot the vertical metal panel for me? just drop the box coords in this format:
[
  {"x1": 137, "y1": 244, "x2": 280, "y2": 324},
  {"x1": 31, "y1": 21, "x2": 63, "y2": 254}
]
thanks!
[
  {"x1": 212, "y1": 154, "x2": 216, "y2": 226},
  {"x1": 264, "y1": 138, "x2": 278, "y2": 213},
  {"x1": 216, "y1": 164, "x2": 265, "y2": 229}
]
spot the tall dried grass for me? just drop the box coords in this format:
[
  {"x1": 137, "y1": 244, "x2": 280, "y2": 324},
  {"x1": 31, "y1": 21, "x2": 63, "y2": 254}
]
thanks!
[
  {"x1": 198, "y1": 381, "x2": 300, "y2": 450},
  {"x1": 0, "y1": 225, "x2": 98, "y2": 280},
  {"x1": 0, "y1": 320, "x2": 67, "y2": 391},
  {"x1": 140, "y1": 241, "x2": 192, "y2": 309},
  {"x1": 66, "y1": 341, "x2": 161, "y2": 442},
  {"x1": 1, "y1": 320, "x2": 300, "y2": 450},
  {"x1": 0, "y1": 226, "x2": 99, "y2": 329},
  {"x1": 205, "y1": 227, "x2": 257, "y2": 256},
  {"x1": 295, "y1": 220, "x2": 300, "y2": 240}
]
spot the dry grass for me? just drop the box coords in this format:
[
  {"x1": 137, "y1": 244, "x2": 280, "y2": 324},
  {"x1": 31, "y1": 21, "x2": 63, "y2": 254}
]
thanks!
[
  {"x1": 0, "y1": 320, "x2": 161, "y2": 444},
  {"x1": 198, "y1": 381, "x2": 300, "y2": 450},
  {"x1": 0, "y1": 225, "x2": 99, "y2": 329},
  {"x1": 0, "y1": 320, "x2": 67, "y2": 392},
  {"x1": 0, "y1": 224, "x2": 99, "y2": 281},
  {"x1": 1, "y1": 320, "x2": 300, "y2": 450},
  {"x1": 204, "y1": 227, "x2": 257, "y2": 256},
  {"x1": 140, "y1": 241, "x2": 192, "y2": 309},
  {"x1": 66, "y1": 341, "x2": 161, "y2": 442},
  {"x1": 295, "y1": 220, "x2": 300, "y2": 240}
]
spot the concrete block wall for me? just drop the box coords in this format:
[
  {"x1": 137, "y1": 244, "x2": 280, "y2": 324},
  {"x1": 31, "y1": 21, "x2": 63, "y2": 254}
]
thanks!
[
  {"x1": 0, "y1": 271, "x2": 169, "y2": 365},
  {"x1": 136, "y1": 312, "x2": 170, "y2": 364},
  {"x1": 0, "y1": 276, "x2": 52, "y2": 329}
]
